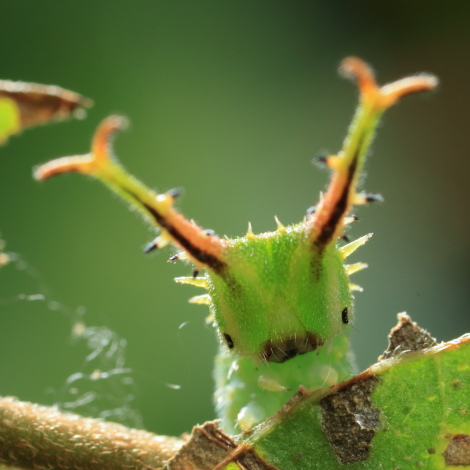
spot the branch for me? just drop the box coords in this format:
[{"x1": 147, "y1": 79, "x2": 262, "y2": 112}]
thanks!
[{"x1": 0, "y1": 397, "x2": 184, "y2": 470}]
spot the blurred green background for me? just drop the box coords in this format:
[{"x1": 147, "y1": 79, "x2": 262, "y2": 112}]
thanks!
[{"x1": 0, "y1": 1, "x2": 469, "y2": 437}]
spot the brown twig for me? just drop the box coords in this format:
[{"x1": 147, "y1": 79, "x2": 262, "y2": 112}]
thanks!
[{"x1": 0, "y1": 397, "x2": 185, "y2": 470}]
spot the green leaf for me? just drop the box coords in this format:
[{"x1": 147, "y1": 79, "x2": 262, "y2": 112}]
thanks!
[{"x1": 222, "y1": 320, "x2": 470, "y2": 469}]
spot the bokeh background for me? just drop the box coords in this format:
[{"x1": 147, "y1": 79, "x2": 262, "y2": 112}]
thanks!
[{"x1": 0, "y1": 1, "x2": 469, "y2": 436}]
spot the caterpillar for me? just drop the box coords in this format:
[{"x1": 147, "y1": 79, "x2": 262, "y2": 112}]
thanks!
[{"x1": 34, "y1": 57, "x2": 437, "y2": 431}]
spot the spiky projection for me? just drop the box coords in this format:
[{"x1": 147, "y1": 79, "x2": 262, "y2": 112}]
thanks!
[{"x1": 34, "y1": 58, "x2": 437, "y2": 367}]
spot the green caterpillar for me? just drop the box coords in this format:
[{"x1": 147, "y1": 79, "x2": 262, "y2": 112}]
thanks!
[{"x1": 34, "y1": 57, "x2": 437, "y2": 432}]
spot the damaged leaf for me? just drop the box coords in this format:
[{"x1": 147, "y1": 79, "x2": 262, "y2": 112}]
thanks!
[
  {"x1": 379, "y1": 312, "x2": 438, "y2": 361},
  {"x1": 0, "y1": 80, "x2": 92, "y2": 144}
]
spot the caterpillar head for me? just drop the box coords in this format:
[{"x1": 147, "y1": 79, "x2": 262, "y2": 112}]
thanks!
[{"x1": 177, "y1": 226, "x2": 370, "y2": 364}]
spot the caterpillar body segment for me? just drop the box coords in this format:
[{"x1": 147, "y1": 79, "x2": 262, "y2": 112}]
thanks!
[{"x1": 34, "y1": 58, "x2": 437, "y2": 367}]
